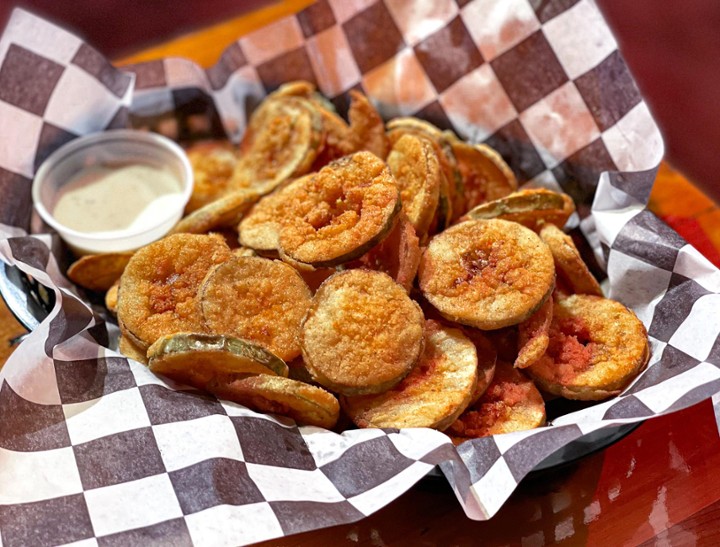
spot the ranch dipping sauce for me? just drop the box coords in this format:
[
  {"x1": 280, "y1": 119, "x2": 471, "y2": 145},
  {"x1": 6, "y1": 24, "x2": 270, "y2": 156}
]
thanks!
[{"x1": 53, "y1": 163, "x2": 185, "y2": 234}]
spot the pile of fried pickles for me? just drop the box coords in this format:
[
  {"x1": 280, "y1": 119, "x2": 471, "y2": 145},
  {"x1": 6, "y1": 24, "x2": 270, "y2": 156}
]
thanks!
[{"x1": 68, "y1": 81, "x2": 650, "y2": 441}]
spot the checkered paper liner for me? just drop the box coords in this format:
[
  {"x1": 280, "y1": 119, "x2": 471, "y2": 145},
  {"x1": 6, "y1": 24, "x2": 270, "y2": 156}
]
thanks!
[{"x1": 2, "y1": 2, "x2": 720, "y2": 545}]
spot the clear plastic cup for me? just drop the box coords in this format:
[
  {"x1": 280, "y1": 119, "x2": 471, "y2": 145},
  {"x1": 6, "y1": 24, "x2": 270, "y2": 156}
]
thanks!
[{"x1": 32, "y1": 130, "x2": 193, "y2": 255}]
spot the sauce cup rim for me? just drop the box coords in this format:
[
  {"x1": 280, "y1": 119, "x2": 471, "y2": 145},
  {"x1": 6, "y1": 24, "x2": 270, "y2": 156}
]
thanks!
[{"x1": 32, "y1": 129, "x2": 194, "y2": 244}]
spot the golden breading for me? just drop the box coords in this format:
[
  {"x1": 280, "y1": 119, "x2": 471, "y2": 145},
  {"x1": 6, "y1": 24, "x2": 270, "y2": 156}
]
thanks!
[
  {"x1": 208, "y1": 374, "x2": 339, "y2": 429},
  {"x1": 147, "y1": 333, "x2": 289, "y2": 389},
  {"x1": 539, "y1": 224, "x2": 603, "y2": 297},
  {"x1": 447, "y1": 361, "x2": 546, "y2": 442},
  {"x1": 230, "y1": 96, "x2": 323, "y2": 195},
  {"x1": 67, "y1": 252, "x2": 134, "y2": 292},
  {"x1": 461, "y1": 188, "x2": 575, "y2": 231},
  {"x1": 199, "y1": 256, "x2": 312, "y2": 362},
  {"x1": 311, "y1": 106, "x2": 352, "y2": 169},
  {"x1": 386, "y1": 118, "x2": 463, "y2": 223},
  {"x1": 526, "y1": 294, "x2": 650, "y2": 400},
  {"x1": 462, "y1": 328, "x2": 497, "y2": 404},
  {"x1": 184, "y1": 140, "x2": 237, "y2": 213},
  {"x1": 105, "y1": 279, "x2": 120, "y2": 315},
  {"x1": 301, "y1": 269, "x2": 425, "y2": 396},
  {"x1": 118, "y1": 334, "x2": 148, "y2": 365},
  {"x1": 278, "y1": 152, "x2": 401, "y2": 268},
  {"x1": 515, "y1": 294, "x2": 554, "y2": 369},
  {"x1": 237, "y1": 175, "x2": 311, "y2": 254},
  {"x1": 117, "y1": 233, "x2": 232, "y2": 349},
  {"x1": 342, "y1": 90, "x2": 389, "y2": 160},
  {"x1": 448, "y1": 140, "x2": 517, "y2": 214},
  {"x1": 169, "y1": 189, "x2": 261, "y2": 235},
  {"x1": 419, "y1": 219, "x2": 555, "y2": 330},
  {"x1": 342, "y1": 320, "x2": 478, "y2": 430},
  {"x1": 345, "y1": 215, "x2": 421, "y2": 293},
  {"x1": 386, "y1": 134, "x2": 441, "y2": 239}
]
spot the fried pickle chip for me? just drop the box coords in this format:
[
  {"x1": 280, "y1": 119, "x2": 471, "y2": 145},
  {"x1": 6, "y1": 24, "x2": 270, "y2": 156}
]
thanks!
[
  {"x1": 386, "y1": 118, "x2": 463, "y2": 223},
  {"x1": 429, "y1": 171, "x2": 453, "y2": 235},
  {"x1": 117, "y1": 233, "x2": 232, "y2": 349},
  {"x1": 230, "y1": 96, "x2": 323, "y2": 195},
  {"x1": 447, "y1": 361, "x2": 545, "y2": 442},
  {"x1": 345, "y1": 215, "x2": 421, "y2": 292},
  {"x1": 342, "y1": 90, "x2": 389, "y2": 160},
  {"x1": 301, "y1": 269, "x2": 425, "y2": 396},
  {"x1": 105, "y1": 279, "x2": 120, "y2": 315},
  {"x1": 278, "y1": 152, "x2": 401, "y2": 268},
  {"x1": 526, "y1": 295, "x2": 649, "y2": 400},
  {"x1": 237, "y1": 175, "x2": 311, "y2": 254},
  {"x1": 118, "y1": 334, "x2": 148, "y2": 365},
  {"x1": 233, "y1": 246, "x2": 257, "y2": 258},
  {"x1": 268, "y1": 80, "x2": 317, "y2": 99},
  {"x1": 539, "y1": 224, "x2": 603, "y2": 297},
  {"x1": 419, "y1": 219, "x2": 555, "y2": 330},
  {"x1": 311, "y1": 107, "x2": 352, "y2": 169},
  {"x1": 342, "y1": 320, "x2": 478, "y2": 430},
  {"x1": 208, "y1": 374, "x2": 339, "y2": 429},
  {"x1": 199, "y1": 256, "x2": 312, "y2": 361},
  {"x1": 170, "y1": 188, "x2": 261, "y2": 235},
  {"x1": 184, "y1": 140, "x2": 237, "y2": 213},
  {"x1": 449, "y1": 140, "x2": 517, "y2": 214},
  {"x1": 461, "y1": 188, "x2": 575, "y2": 231},
  {"x1": 462, "y1": 328, "x2": 497, "y2": 404},
  {"x1": 386, "y1": 134, "x2": 441, "y2": 239},
  {"x1": 515, "y1": 295, "x2": 553, "y2": 369},
  {"x1": 67, "y1": 252, "x2": 134, "y2": 292},
  {"x1": 148, "y1": 333, "x2": 289, "y2": 390}
]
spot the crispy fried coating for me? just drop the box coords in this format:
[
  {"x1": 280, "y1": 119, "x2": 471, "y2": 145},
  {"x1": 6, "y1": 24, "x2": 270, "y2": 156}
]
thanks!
[
  {"x1": 539, "y1": 224, "x2": 603, "y2": 296},
  {"x1": 515, "y1": 295, "x2": 554, "y2": 369},
  {"x1": 526, "y1": 295, "x2": 650, "y2": 400},
  {"x1": 237, "y1": 175, "x2": 311, "y2": 254},
  {"x1": 343, "y1": 90, "x2": 389, "y2": 160},
  {"x1": 462, "y1": 328, "x2": 497, "y2": 404},
  {"x1": 208, "y1": 374, "x2": 339, "y2": 429},
  {"x1": 419, "y1": 219, "x2": 555, "y2": 330},
  {"x1": 447, "y1": 361, "x2": 545, "y2": 442},
  {"x1": 231, "y1": 97, "x2": 323, "y2": 195},
  {"x1": 279, "y1": 152, "x2": 401, "y2": 267},
  {"x1": 386, "y1": 134, "x2": 441, "y2": 239},
  {"x1": 386, "y1": 118, "x2": 463, "y2": 224},
  {"x1": 184, "y1": 140, "x2": 237, "y2": 213},
  {"x1": 342, "y1": 320, "x2": 478, "y2": 430},
  {"x1": 118, "y1": 334, "x2": 148, "y2": 365},
  {"x1": 346, "y1": 215, "x2": 421, "y2": 292},
  {"x1": 301, "y1": 269, "x2": 425, "y2": 396},
  {"x1": 105, "y1": 279, "x2": 120, "y2": 315},
  {"x1": 117, "y1": 233, "x2": 232, "y2": 349},
  {"x1": 199, "y1": 256, "x2": 312, "y2": 361},
  {"x1": 461, "y1": 188, "x2": 575, "y2": 231},
  {"x1": 170, "y1": 188, "x2": 261, "y2": 235},
  {"x1": 147, "y1": 333, "x2": 288, "y2": 389},
  {"x1": 67, "y1": 252, "x2": 134, "y2": 292},
  {"x1": 449, "y1": 140, "x2": 517, "y2": 214}
]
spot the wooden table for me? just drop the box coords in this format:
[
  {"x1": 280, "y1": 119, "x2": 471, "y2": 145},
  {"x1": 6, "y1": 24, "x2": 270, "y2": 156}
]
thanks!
[{"x1": 3, "y1": 3, "x2": 720, "y2": 545}]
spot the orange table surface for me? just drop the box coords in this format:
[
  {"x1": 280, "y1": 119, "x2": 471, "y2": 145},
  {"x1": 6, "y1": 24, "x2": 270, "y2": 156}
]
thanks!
[{"x1": 2, "y1": 2, "x2": 720, "y2": 545}]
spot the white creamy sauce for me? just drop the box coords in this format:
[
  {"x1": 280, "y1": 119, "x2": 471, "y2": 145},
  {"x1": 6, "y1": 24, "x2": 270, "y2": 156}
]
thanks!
[{"x1": 53, "y1": 164, "x2": 184, "y2": 233}]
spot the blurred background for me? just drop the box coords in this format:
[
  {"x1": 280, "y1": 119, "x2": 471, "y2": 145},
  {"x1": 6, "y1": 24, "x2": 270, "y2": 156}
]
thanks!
[{"x1": 1, "y1": 0, "x2": 719, "y2": 203}]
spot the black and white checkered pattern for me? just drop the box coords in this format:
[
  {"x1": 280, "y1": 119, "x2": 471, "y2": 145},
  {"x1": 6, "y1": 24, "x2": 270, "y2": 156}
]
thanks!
[{"x1": 1, "y1": 2, "x2": 719, "y2": 545}]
